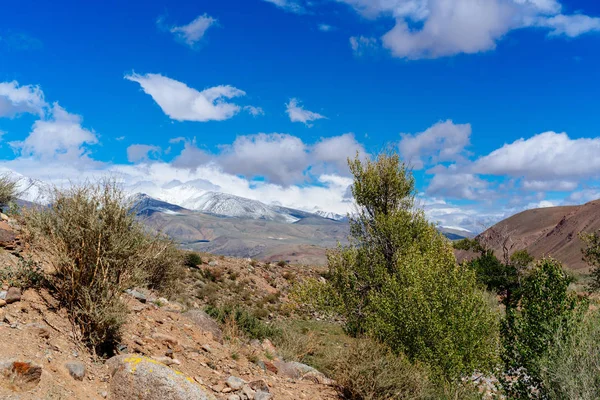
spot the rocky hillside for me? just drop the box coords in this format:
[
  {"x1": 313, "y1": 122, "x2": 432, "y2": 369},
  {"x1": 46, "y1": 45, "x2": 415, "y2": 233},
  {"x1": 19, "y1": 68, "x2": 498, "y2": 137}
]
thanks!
[
  {"x1": 0, "y1": 215, "x2": 337, "y2": 399},
  {"x1": 461, "y1": 199, "x2": 600, "y2": 270}
]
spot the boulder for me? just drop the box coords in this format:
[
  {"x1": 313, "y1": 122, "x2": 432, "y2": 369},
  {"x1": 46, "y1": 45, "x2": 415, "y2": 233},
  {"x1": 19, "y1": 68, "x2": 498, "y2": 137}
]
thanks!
[
  {"x1": 0, "y1": 360, "x2": 42, "y2": 392},
  {"x1": 273, "y1": 360, "x2": 331, "y2": 383},
  {"x1": 125, "y1": 289, "x2": 147, "y2": 303},
  {"x1": 254, "y1": 391, "x2": 273, "y2": 400},
  {"x1": 184, "y1": 309, "x2": 223, "y2": 343},
  {"x1": 107, "y1": 355, "x2": 216, "y2": 400}
]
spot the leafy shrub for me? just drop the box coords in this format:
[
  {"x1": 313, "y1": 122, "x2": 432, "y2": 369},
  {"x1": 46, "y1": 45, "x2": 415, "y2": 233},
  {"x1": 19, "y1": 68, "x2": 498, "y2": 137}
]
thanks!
[
  {"x1": 205, "y1": 304, "x2": 281, "y2": 340},
  {"x1": 0, "y1": 174, "x2": 18, "y2": 211},
  {"x1": 501, "y1": 258, "x2": 587, "y2": 398},
  {"x1": 277, "y1": 260, "x2": 287, "y2": 267},
  {"x1": 0, "y1": 259, "x2": 45, "y2": 289},
  {"x1": 324, "y1": 337, "x2": 433, "y2": 400},
  {"x1": 22, "y1": 180, "x2": 184, "y2": 355},
  {"x1": 295, "y1": 153, "x2": 500, "y2": 380},
  {"x1": 540, "y1": 310, "x2": 600, "y2": 399},
  {"x1": 184, "y1": 252, "x2": 203, "y2": 268}
]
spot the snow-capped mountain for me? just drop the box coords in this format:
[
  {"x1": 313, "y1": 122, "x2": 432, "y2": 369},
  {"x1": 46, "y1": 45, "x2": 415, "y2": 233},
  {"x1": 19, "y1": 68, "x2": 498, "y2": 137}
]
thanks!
[
  {"x1": 180, "y1": 192, "x2": 300, "y2": 223},
  {"x1": 130, "y1": 193, "x2": 187, "y2": 217},
  {"x1": 314, "y1": 210, "x2": 347, "y2": 221}
]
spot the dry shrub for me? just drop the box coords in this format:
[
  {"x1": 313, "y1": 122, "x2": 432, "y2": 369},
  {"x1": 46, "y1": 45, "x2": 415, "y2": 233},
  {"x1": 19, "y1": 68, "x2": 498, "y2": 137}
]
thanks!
[
  {"x1": 324, "y1": 337, "x2": 432, "y2": 400},
  {"x1": 0, "y1": 173, "x2": 19, "y2": 211},
  {"x1": 22, "y1": 180, "x2": 184, "y2": 355}
]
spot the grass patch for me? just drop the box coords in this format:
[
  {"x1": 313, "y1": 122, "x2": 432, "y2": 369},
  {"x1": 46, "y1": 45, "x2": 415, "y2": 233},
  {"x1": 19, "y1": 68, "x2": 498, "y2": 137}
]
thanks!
[{"x1": 205, "y1": 304, "x2": 281, "y2": 341}]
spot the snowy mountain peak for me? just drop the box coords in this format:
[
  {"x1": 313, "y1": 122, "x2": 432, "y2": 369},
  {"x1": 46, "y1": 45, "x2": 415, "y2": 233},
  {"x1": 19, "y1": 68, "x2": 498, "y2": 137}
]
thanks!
[
  {"x1": 184, "y1": 192, "x2": 300, "y2": 223},
  {"x1": 314, "y1": 210, "x2": 347, "y2": 221}
]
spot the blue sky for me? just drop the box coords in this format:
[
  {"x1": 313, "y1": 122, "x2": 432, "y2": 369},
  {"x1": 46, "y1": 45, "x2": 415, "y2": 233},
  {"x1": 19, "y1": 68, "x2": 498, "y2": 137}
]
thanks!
[{"x1": 1, "y1": 0, "x2": 600, "y2": 231}]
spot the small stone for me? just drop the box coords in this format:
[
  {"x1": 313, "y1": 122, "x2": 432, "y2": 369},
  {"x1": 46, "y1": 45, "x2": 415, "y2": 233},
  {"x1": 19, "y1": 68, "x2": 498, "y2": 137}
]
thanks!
[
  {"x1": 0, "y1": 291, "x2": 6, "y2": 300},
  {"x1": 5, "y1": 287, "x2": 21, "y2": 304},
  {"x1": 125, "y1": 288, "x2": 147, "y2": 303},
  {"x1": 152, "y1": 333, "x2": 179, "y2": 346},
  {"x1": 208, "y1": 261, "x2": 218, "y2": 266},
  {"x1": 254, "y1": 391, "x2": 272, "y2": 400},
  {"x1": 0, "y1": 300, "x2": 6, "y2": 307},
  {"x1": 248, "y1": 380, "x2": 269, "y2": 393},
  {"x1": 0, "y1": 213, "x2": 9, "y2": 221},
  {"x1": 227, "y1": 395, "x2": 241, "y2": 400},
  {"x1": 65, "y1": 361, "x2": 86, "y2": 381},
  {"x1": 202, "y1": 344, "x2": 212, "y2": 353},
  {"x1": 222, "y1": 387, "x2": 232, "y2": 393},
  {"x1": 152, "y1": 356, "x2": 181, "y2": 366},
  {"x1": 242, "y1": 385, "x2": 256, "y2": 398},
  {"x1": 226, "y1": 376, "x2": 246, "y2": 390},
  {"x1": 100, "y1": 391, "x2": 108, "y2": 398}
]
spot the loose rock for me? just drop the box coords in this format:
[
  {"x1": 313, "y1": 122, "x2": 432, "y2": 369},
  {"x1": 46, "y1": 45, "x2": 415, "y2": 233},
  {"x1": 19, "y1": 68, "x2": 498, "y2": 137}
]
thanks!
[
  {"x1": 5, "y1": 287, "x2": 21, "y2": 304},
  {"x1": 254, "y1": 391, "x2": 273, "y2": 400},
  {"x1": 0, "y1": 360, "x2": 43, "y2": 392},
  {"x1": 226, "y1": 375, "x2": 246, "y2": 390},
  {"x1": 65, "y1": 361, "x2": 86, "y2": 381},
  {"x1": 184, "y1": 309, "x2": 224, "y2": 343}
]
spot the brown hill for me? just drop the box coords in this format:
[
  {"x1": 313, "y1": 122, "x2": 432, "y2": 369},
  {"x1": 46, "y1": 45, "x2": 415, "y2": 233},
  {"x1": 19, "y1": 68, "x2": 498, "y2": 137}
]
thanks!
[{"x1": 462, "y1": 199, "x2": 600, "y2": 270}]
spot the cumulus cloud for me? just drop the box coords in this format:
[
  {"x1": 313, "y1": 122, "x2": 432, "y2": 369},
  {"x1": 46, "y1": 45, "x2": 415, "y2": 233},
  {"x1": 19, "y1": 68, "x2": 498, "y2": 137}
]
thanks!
[
  {"x1": 166, "y1": 14, "x2": 217, "y2": 48},
  {"x1": 127, "y1": 144, "x2": 162, "y2": 163},
  {"x1": 125, "y1": 73, "x2": 250, "y2": 122},
  {"x1": 14, "y1": 103, "x2": 98, "y2": 163},
  {"x1": 0, "y1": 81, "x2": 47, "y2": 118},
  {"x1": 311, "y1": 133, "x2": 368, "y2": 175},
  {"x1": 337, "y1": 0, "x2": 600, "y2": 59},
  {"x1": 286, "y1": 98, "x2": 326, "y2": 126},
  {"x1": 426, "y1": 165, "x2": 490, "y2": 200},
  {"x1": 399, "y1": 120, "x2": 471, "y2": 169},
  {"x1": 262, "y1": 0, "x2": 306, "y2": 14},
  {"x1": 219, "y1": 133, "x2": 309, "y2": 186},
  {"x1": 473, "y1": 131, "x2": 600, "y2": 181}
]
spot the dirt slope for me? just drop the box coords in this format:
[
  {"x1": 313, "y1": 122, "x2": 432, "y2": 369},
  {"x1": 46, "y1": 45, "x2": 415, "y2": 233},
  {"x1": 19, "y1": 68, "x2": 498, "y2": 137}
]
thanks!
[{"x1": 466, "y1": 200, "x2": 600, "y2": 270}]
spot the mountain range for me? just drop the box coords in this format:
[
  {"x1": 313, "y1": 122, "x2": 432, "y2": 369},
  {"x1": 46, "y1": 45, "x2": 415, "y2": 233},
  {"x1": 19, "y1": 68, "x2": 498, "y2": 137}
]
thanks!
[{"x1": 458, "y1": 199, "x2": 600, "y2": 271}]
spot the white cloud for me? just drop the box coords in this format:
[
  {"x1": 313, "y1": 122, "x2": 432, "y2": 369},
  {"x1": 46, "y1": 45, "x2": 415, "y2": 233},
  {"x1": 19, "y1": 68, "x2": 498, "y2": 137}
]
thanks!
[
  {"x1": 399, "y1": 120, "x2": 471, "y2": 169},
  {"x1": 538, "y1": 14, "x2": 600, "y2": 37},
  {"x1": 318, "y1": 24, "x2": 335, "y2": 32},
  {"x1": 473, "y1": 131, "x2": 600, "y2": 181},
  {"x1": 14, "y1": 103, "x2": 98, "y2": 163},
  {"x1": 244, "y1": 105, "x2": 265, "y2": 117},
  {"x1": 286, "y1": 98, "x2": 326, "y2": 126},
  {"x1": 521, "y1": 179, "x2": 578, "y2": 191},
  {"x1": 350, "y1": 36, "x2": 378, "y2": 56},
  {"x1": 311, "y1": 133, "x2": 368, "y2": 175},
  {"x1": 127, "y1": 144, "x2": 162, "y2": 163},
  {"x1": 427, "y1": 166, "x2": 490, "y2": 200},
  {"x1": 168, "y1": 14, "x2": 217, "y2": 48},
  {"x1": 125, "y1": 73, "x2": 250, "y2": 122},
  {"x1": 263, "y1": 0, "x2": 306, "y2": 14},
  {"x1": 0, "y1": 81, "x2": 47, "y2": 118},
  {"x1": 219, "y1": 133, "x2": 309, "y2": 186},
  {"x1": 338, "y1": 0, "x2": 600, "y2": 59}
]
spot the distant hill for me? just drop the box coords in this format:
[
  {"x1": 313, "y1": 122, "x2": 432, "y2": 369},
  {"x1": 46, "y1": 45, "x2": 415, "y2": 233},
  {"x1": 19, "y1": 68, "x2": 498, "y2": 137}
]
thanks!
[{"x1": 459, "y1": 200, "x2": 600, "y2": 270}]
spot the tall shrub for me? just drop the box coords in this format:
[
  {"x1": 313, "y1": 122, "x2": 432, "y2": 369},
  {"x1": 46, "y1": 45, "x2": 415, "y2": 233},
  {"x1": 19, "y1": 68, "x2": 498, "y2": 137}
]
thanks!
[
  {"x1": 296, "y1": 153, "x2": 500, "y2": 380},
  {"x1": 23, "y1": 180, "x2": 183, "y2": 354},
  {"x1": 501, "y1": 258, "x2": 587, "y2": 398}
]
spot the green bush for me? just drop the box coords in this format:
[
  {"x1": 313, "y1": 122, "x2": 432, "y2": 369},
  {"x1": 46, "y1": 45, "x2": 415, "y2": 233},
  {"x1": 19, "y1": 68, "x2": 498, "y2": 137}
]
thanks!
[
  {"x1": 23, "y1": 180, "x2": 184, "y2": 355},
  {"x1": 540, "y1": 310, "x2": 600, "y2": 399},
  {"x1": 0, "y1": 259, "x2": 45, "y2": 289},
  {"x1": 501, "y1": 258, "x2": 587, "y2": 398},
  {"x1": 581, "y1": 231, "x2": 600, "y2": 291},
  {"x1": 205, "y1": 304, "x2": 281, "y2": 340},
  {"x1": 184, "y1": 252, "x2": 203, "y2": 268},
  {"x1": 295, "y1": 153, "x2": 500, "y2": 380}
]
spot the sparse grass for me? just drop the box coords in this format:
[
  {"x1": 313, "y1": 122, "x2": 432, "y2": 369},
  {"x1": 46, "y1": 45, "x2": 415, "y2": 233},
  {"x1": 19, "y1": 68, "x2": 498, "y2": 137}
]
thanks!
[
  {"x1": 205, "y1": 304, "x2": 281, "y2": 341},
  {"x1": 277, "y1": 260, "x2": 288, "y2": 267},
  {"x1": 22, "y1": 180, "x2": 184, "y2": 356}
]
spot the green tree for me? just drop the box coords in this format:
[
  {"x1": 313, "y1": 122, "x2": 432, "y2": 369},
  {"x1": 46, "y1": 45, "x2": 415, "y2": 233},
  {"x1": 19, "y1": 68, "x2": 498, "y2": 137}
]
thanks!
[
  {"x1": 501, "y1": 258, "x2": 587, "y2": 399},
  {"x1": 581, "y1": 231, "x2": 600, "y2": 291},
  {"x1": 297, "y1": 153, "x2": 500, "y2": 380}
]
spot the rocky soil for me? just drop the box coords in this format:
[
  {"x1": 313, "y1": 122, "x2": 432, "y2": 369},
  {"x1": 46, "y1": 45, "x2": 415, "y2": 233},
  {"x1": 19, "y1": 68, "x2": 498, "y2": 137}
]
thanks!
[{"x1": 0, "y1": 215, "x2": 337, "y2": 399}]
